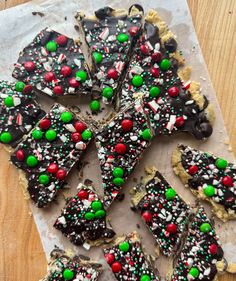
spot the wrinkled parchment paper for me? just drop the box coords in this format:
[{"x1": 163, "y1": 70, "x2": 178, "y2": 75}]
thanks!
[{"x1": 0, "y1": 0, "x2": 235, "y2": 279}]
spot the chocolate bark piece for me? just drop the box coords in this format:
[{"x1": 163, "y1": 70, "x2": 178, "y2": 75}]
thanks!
[
  {"x1": 54, "y1": 183, "x2": 115, "y2": 247},
  {"x1": 117, "y1": 10, "x2": 214, "y2": 140},
  {"x1": 131, "y1": 167, "x2": 192, "y2": 256},
  {"x1": 78, "y1": 5, "x2": 143, "y2": 103},
  {"x1": 171, "y1": 206, "x2": 225, "y2": 281},
  {"x1": 12, "y1": 28, "x2": 92, "y2": 97},
  {"x1": 40, "y1": 248, "x2": 102, "y2": 281},
  {"x1": 172, "y1": 144, "x2": 236, "y2": 222},
  {"x1": 103, "y1": 232, "x2": 160, "y2": 281},
  {"x1": 95, "y1": 100, "x2": 153, "y2": 208},
  {"x1": 11, "y1": 103, "x2": 92, "y2": 208},
  {"x1": 0, "y1": 80, "x2": 45, "y2": 148}
]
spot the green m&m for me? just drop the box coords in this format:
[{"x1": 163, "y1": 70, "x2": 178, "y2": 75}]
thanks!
[
  {"x1": 76, "y1": 70, "x2": 87, "y2": 82},
  {"x1": 93, "y1": 52, "x2": 103, "y2": 63},
  {"x1": 189, "y1": 267, "x2": 199, "y2": 278},
  {"x1": 200, "y1": 222, "x2": 212, "y2": 233},
  {"x1": 32, "y1": 129, "x2": 43, "y2": 140},
  {"x1": 203, "y1": 185, "x2": 215, "y2": 197},
  {"x1": 132, "y1": 75, "x2": 143, "y2": 87},
  {"x1": 91, "y1": 200, "x2": 103, "y2": 211},
  {"x1": 113, "y1": 177, "x2": 125, "y2": 186},
  {"x1": 117, "y1": 33, "x2": 129, "y2": 43},
  {"x1": 15, "y1": 81, "x2": 25, "y2": 92},
  {"x1": 215, "y1": 158, "x2": 228, "y2": 169},
  {"x1": 46, "y1": 41, "x2": 57, "y2": 52},
  {"x1": 119, "y1": 241, "x2": 130, "y2": 252},
  {"x1": 0, "y1": 132, "x2": 12, "y2": 143},
  {"x1": 39, "y1": 174, "x2": 50, "y2": 185},
  {"x1": 95, "y1": 210, "x2": 106, "y2": 219},
  {"x1": 140, "y1": 275, "x2": 151, "y2": 281},
  {"x1": 141, "y1": 128, "x2": 152, "y2": 140},
  {"x1": 26, "y1": 155, "x2": 38, "y2": 167},
  {"x1": 81, "y1": 129, "x2": 92, "y2": 140},
  {"x1": 89, "y1": 100, "x2": 100, "y2": 112},
  {"x1": 102, "y1": 87, "x2": 113, "y2": 99},
  {"x1": 60, "y1": 111, "x2": 73, "y2": 123},
  {"x1": 149, "y1": 86, "x2": 161, "y2": 97},
  {"x1": 113, "y1": 167, "x2": 124, "y2": 178},
  {"x1": 84, "y1": 212, "x2": 95, "y2": 220},
  {"x1": 4, "y1": 96, "x2": 14, "y2": 107},
  {"x1": 63, "y1": 268, "x2": 74, "y2": 280},
  {"x1": 165, "y1": 188, "x2": 176, "y2": 200},
  {"x1": 160, "y1": 59, "x2": 171, "y2": 71},
  {"x1": 45, "y1": 129, "x2": 57, "y2": 141}
]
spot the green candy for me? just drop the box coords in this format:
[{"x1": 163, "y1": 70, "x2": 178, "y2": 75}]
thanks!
[
  {"x1": 141, "y1": 128, "x2": 152, "y2": 140},
  {"x1": 119, "y1": 241, "x2": 130, "y2": 252},
  {"x1": 46, "y1": 41, "x2": 57, "y2": 52},
  {"x1": 113, "y1": 177, "x2": 125, "y2": 186},
  {"x1": 4, "y1": 96, "x2": 14, "y2": 107},
  {"x1": 203, "y1": 185, "x2": 215, "y2": 197},
  {"x1": 0, "y1": 132, "x2": 12, "y2": 143},
  {"x1": 32, "y1": 129, "x2": 43, "y2": 140},
  {"x1": 117, "y1": 33, "x2": 129, "y2": 43},
  {"x1": 189, "y1": 267, "x2": 199, "y2": 278},
  {"x1": 95, "y1": 210, "x2": 106, "y2": 219},
  {"x1": 60, "y1": 111, "x2": 73, "y2": 123},
  {"x1": 45, "y1": 129, "x2": 57, "y2": 141},
  {"x1": 26, "y1": 155, "x2": 38, "y2": 167},
  {"x1": 215, "y1": 158, "x2": 228, "y2": 169},
  {"x1": 91, "y1": 200, "x2": 103, "y2": 211},
  {"x1": 63, "y1": 268, "x2": 74, "y2": 280},
  {"x1": 200, "y1": 222, "x2": 212, "y2": 233},
  {"x1": 102, "y1": 87, "x2": 113, "y2": 99},
  {"x1": 15, "y1": 81, "x2": 25, "y2": 92},
  {"x1": 149, "y1": 86, "x2": 161, "y2": 97},
  {"x1": 84, "y1": 212, "x2": 95, "y2": 220},
  {"x1": 39, "y1": 174, "x2": 50, "y2": 185},
  {"x1": 113, "y1": 167, "x2": 124, "y2": 178},
  {"x1": 89, "y1": 100, "x2": 100, "y2": 112},
  {"x1": 140, "y1": 275, "x2": 151, "y2": 281},
  {"x1": 76, "y1": 70, "x2": 87, "y2": 82},
  {"x1": 81, "y1": 129, "x2": 92, "y2": 140},
  {"x1": 92, "y1": 52, "x2": 103, "y2": 63},
  {"x1": 160, "y1": 59, "x2": 171, "y2": 71},
  {"x1": 132, "y1": 75, "x2": 143, "y2": 87},
  {"x1": 165, "y1": 188, "x2": 176, "y2": 200}
]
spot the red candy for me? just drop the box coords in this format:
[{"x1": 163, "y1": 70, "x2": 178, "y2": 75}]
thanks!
[
  {"x1": 56, "y1": 35, "x2": 68, "y2": 46},
  {"x1": 188, "y1": 165, "x2": 198, "y2": 175},
  {"x1": 77, "y1": 189, "x2": 89, "y2": 200},
  {"x1": 166, "y1": 223, "x2": 177, "y2": 234},
  {"x1": 121, "y1": 119, "x2": 133, "y2": 132},
  {"x1": 105, "y1": 253, "x2": 115, "y2": 265},
  {"x1": 142, "y1": 211, "x2": 152, "y2": 222},
  {"x1": 71, "y1": 132, "x2": 82, "y2": 143},
  {"x1": 222, "y1": 176, "x2": 233, "y2": 187},
  {"x1": 53, "y1": 85, "x2": 63, "y2": 95},
  {"x1": 151, "y1": 52, "x2": 162, "y2": 62},
  {"x1": 39, "y1": 118, "x2": 51, "y2": 130},
  {"x1": 111, "y1": 262, "x2": 122, "y2": 273},
  {"x1": 209, "y1": 244, "x2": 218, "y2": 255},
  {"x1": 107, "y1": 68, "x2": 118, "y2": 80},
  {"x1": 69, "y1": 78, "x2": 80, "y2": 88},
  {"x1": 24, "y1": 61, "x2": 35, "y2": 72},
  {"x1": 47, "y1": 163, "x2": 59, "y2": 174},
  {"x1": 175, "y1": 116, "x2": 185, "y2": 127},
  {"x1": 129, "y1": 26, "x2": 139, "y2": 36},
  {"x1": 61, "y1": 66, "x2": 72, "y2": 77},
  {"x1": 44, "y1": 72, "x2": 55, "y2": 82},
  {"x1": 115, "y1": 143, "x2": 127, "y2": 154},
  {"x1": 151, "y1": 67, "x2": 160, "y2": 78},
  {"x1": 16, "y1": 150, "x2": 25, "y2": 161},
  {"x1": 56, "y1": 169, "x2": 67, "y2": 180},
  {"x1": 140, "y1": 44, "x2": 150, "y2": 55},
  {"x1": 74, "y1": 121, "x2": 87, "y2": 133},
  {"x1": 23, "y1": 84, "x2": 33, "y2": 94},
  {"x1": 168, "y1": 86, "x2": 179, "y2": 97}
]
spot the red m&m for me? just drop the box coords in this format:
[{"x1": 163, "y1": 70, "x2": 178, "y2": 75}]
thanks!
[
  {"x1": 115, "y1": 143, "x2": 127, "y2": 154},
  {"x1": 168, "y1": 86, "x2": 179, "y2": 97},
  {"x1": 121, "y1": 119, "x2": 133, "y2": 132}
]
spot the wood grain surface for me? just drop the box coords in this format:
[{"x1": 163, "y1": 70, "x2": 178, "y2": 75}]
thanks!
[{"x1": 0, "y1": 0, "x2": 235, "y2": 280}]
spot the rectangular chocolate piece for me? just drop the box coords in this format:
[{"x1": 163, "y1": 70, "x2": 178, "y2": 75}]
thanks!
[
  {"x1": 132, "y1": 168, "x2": 191, "y2": 256},
  {"x1": 41, "y1": 248, "x2": 102, "y2": 281},
  {"x1": 12, "y1": 28, "x2": 92, "y2": 97},
  {"x1": 171, "y1": 206, "x2": 225, "y2": 281},
  {"x1": 54, "y1": 183, "x2": 115, "y2": 247},
  {"x1": 78, "y1": 6, "x2": 143, "y2": 102},
  {"x1": 11, "y1": 103, "x2": 93, "y2": 208},
  {"x1": 103, "y1": 232, "x2": 160, "y2": 281},
  {"x1": 0, "y1": 80, "x2": 45, "y2": 147},
  {"x1": 95, "y1": 100, "x2": 152, "y2": 208}
]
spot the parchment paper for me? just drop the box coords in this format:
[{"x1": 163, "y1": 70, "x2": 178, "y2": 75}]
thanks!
[{"x1": 0, "y1": 0, "x2": 235, "y2": 280}]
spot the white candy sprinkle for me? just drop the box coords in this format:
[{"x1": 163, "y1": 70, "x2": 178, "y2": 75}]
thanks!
[{"x1": 57, "y1": 216, "x2": 66, "y2": 225}]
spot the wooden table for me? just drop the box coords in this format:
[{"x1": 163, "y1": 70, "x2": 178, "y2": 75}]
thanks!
[{"x1": 0, "y1": 0, "x2": 235, "y2": 280}]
